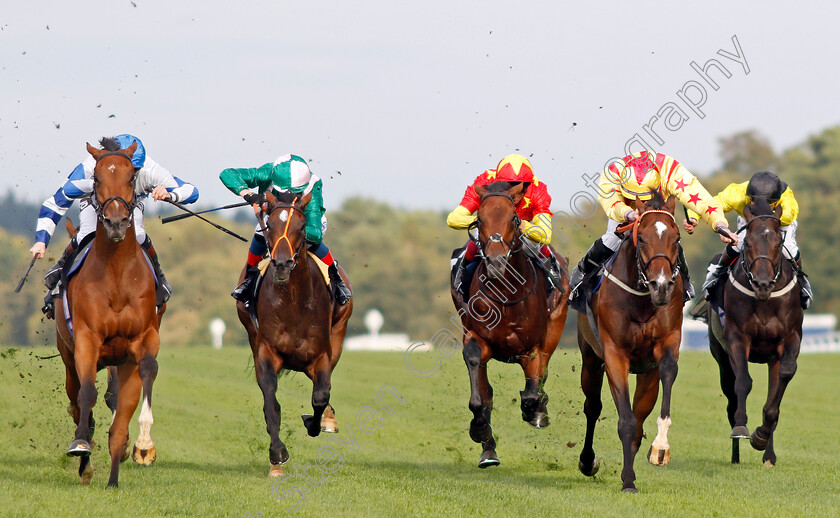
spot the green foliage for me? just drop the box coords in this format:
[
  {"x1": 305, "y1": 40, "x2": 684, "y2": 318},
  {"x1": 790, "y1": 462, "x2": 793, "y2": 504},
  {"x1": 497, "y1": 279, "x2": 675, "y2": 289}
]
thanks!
[{"x1": 1, "y1": 347, "x2": 838, "y2": 516}]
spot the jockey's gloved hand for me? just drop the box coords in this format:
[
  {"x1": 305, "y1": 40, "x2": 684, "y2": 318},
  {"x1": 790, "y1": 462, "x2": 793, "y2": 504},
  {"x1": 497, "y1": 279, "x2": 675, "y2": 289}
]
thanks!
[
  {"x1": 242, "y1": 191, "x2": 265, "y2": 205},
  {"x1": 716, "y1": 223, "x2": 738, "y2": 246}
]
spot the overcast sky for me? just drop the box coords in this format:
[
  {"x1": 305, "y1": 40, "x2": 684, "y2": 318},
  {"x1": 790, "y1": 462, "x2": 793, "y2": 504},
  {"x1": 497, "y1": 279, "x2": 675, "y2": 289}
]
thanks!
[{"x1": 2, "y1": 1, "x2": 838, "y2": 217}]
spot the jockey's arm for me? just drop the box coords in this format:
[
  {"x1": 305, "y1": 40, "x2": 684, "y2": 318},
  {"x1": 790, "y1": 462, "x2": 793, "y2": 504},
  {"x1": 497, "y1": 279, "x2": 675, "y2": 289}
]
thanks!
[
  {"x1": 446, "y1": 205, "x2": 476, "y2": 230},
  {"x1": 597, "y1": 166, "x2": 634, "y2": 222},
  {"x1": 778, "y1": 187, "x2": 799, "y2": 226},
  {"x1": 303, "y1": 180, "x2": 326, "y2": 244},
  {"x1": 219, "y1": 163, "x2": 274, "y2": 196},
  {"x1": 522, "y1": 212, "x2": 552, "y2": 245},
  {"x1": 32, "y1": 160, "x2": 95, "y2": 253},
  {"x1": 142, "y1": 158, "x2": 199, "y2": 204},
  {"x1": 663, "y1": 160, "x2": 728, "y2": 231}
]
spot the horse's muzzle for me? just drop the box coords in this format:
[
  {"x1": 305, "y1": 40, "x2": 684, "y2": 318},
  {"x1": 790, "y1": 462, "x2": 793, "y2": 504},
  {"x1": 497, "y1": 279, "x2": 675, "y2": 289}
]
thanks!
[
  {"x1": 103, "y1": 216, "x2": 132, "y2": 242},
  {"x1": 486, "y1": 256, "x2": 508, "y2": 280},
  {"x1": 648, "y1": 276, "x2": 676, "y2": 306},
  {"x1": 271, "y1": 258, "x2": 296, "y2": 285}
]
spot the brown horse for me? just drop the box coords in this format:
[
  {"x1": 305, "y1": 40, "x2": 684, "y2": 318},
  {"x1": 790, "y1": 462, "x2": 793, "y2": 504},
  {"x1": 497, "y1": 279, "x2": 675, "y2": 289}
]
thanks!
[
  {"x1": 452, "y1": 181, "x2": 570, "y2": 468},
  {"x1": 237, "y1": 191, "x2": 353, "y2": 477},
  {"x1": 708, "y1": 197, "x2": 803, "y2": 465},
  {"x1": 55, "y1": 139, "x2": 164, "y2": 487},
  {"x1": 577, "y1": 192, "x2": 683, "y2": 493}
]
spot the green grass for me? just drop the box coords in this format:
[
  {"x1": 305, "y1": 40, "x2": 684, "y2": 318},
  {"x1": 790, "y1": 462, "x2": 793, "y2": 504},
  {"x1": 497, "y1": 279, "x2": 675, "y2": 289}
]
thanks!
[{"x1": 0, "y1": 345, "x2": 838, "y2": 517}]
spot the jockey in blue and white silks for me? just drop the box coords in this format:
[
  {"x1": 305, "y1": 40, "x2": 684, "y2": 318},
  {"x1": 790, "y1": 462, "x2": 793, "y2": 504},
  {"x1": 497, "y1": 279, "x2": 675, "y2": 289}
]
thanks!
[{"x1": 30, "y1": 134, "x2": 199, "y2": 316}]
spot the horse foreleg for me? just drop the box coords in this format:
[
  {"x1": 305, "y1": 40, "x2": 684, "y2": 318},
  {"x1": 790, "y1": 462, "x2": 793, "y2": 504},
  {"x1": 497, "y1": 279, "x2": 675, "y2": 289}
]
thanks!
[
  {"x1": 67, "y1": 334, "x2": 98, "y2": 460},
  {"x1": 650, "y1": 345, "x2": 679, "y2": 467},
  {"x1": 578, "y1": 339, "x2": 604, "y2": 477},
  {"x1": 132, "y1": 354, "x2": 159, "y2": 466},
  {"x1": 752, "y1": 344, "x2": 798, "y2": 466},
  {"x1": 255, "y1": 346, "x2": 288, "y2": 476},
  {"x1": 728, "y1": 338, "x2": 753, "y2": 439},
  {"x1": 520, "y1": 351, "x2": 548, "y2": 428},
  {"x1": 629, "y1": 370, "x2": 659, "y2": 461},
  {"x1": 463, "y1": 337, "x2": 492, "y2": 447},
  {"x1": 105, "y1": 366, "x2": 119, "y2": 421},
  {"x1": 603, "y1": 349, "x2": 637, "y2": 493},
  {"x1": 303, "y1": 356, "x2": 332, "y2": 438},
  {"x1": 709, "y1": 331, "x2": 739, "y2": 463},
  {"x1": 476, "y1": 361, "x2": 499, "y2": 468},
  {"x1": 108, "y1": 363, "x2": 142, "y2": 488}
]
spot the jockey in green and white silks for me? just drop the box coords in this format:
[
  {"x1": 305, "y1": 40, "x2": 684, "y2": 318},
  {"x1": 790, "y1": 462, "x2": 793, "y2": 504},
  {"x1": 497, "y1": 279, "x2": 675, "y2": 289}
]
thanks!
[{"x1": 219, "y1": 154, "x2": 351, "y2": 306}]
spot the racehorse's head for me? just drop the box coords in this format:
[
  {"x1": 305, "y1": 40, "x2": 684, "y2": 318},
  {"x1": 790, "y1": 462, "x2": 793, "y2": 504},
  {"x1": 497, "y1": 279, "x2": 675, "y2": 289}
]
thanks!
[
  {"x1": 86, "y1": 138, "x2": 139, "y2": 242},
  {"x1": 473, "y1": 181, "x2": 526, "y2": 280},
  {"x1": 264, "y1": 190, "x2": 311, "y2": 285},
  {"x1": 742, "y1": 197, "x2": 784, "y2": 300},
  {"x1": 632, "y1": 191, "x2": 680, "y2": 306}
]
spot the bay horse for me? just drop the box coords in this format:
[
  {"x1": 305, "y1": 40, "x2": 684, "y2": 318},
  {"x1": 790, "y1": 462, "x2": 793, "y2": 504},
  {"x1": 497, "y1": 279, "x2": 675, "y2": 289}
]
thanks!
[
  {"x1": 452, "y1": 181, "x2": 570, "y2": 468},
  {"x1": 708, "y1": 197, "x2": 803, "y2": 466},
  {"x1": 237, "y1": 191, "x2": 353, "y2": 477},
  {"x1": 55, "y1": 139, "x2": 163, "y2": 487},
  {"x1": 577, "y1": 191, "x2": 683, "y2": 493}
]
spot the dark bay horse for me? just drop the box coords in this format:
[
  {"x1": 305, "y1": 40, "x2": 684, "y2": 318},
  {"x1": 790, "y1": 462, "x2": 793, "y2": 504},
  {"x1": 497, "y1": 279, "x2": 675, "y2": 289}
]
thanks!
[
  {"x1": 55, "y1": 139, "x2": 164, "y2": 487},
  {"x1": 237, "y1": 191, "x2": 353, "y2": 477},
  {"x1": 452, "y1": 181, "x2": 570, "y2": 468},
  {"x1": 577, "y1": 192, "x2": 683, "y2": 493},
  {"x1": 708, "y1": 197, "x2": 803, "y2": 466}
]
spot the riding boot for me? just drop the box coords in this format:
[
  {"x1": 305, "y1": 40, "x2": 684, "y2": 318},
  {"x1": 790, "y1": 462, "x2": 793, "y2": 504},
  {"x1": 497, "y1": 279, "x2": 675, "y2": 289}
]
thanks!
[
  {"x1": 455, "y1": 259, "x2": 479, "y2": 298},
  {"x1": 232, "y1": 265, "x2": 260, "y2": 304},
  {"x1": 678, "y1": 244, "x2": 695, "y2": 302},
  {"x1": 545, "y1": 254, "x2": 566, "y2": 295},
  {"x1": 328, "y1": 262, "x2": 352, "y2": 306},
  {"x1": 702, "y1": 247, "x2": 736, "y2": 300},
  {"x1": 140, "y1": 236, "x2": 171, "y2": 306},
  {"x1": 42, "y1": 239, "x2": 77, "y2": 319},
  {"x1": 570, "y1": 238, "x2": 613, "y2": 291},
  {"x1": 795, "y1": 257, "x2": 813, "y2": 310}
]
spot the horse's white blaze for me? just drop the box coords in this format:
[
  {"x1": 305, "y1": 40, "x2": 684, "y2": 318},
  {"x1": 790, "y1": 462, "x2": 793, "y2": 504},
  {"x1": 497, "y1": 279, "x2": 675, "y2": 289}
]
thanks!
[
  {"x1": 108, "y1": 164, "x2": 116, "y2": 173},
  {"x1": 652, "y1": 415, "x2": 671, "y2": 450},
  {"x1": 279, "y1": 210, "x2": 289, "y2": 222},
  {"x1": 656, "y1": 272, "x2": 668, "y2": 287},
  {"x1": 136, "y1": 397, "x2": 154, "y2": 449},
  {"x1": 654, "y1": 221, "x2": 667, "y2": 238}
]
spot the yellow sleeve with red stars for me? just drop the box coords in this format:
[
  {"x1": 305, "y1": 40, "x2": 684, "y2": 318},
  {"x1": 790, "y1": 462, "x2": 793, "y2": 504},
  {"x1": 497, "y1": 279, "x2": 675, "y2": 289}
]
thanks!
[
  {"x1": 659, "y1": 157, "x2": 727, "y2": 229},
  {"x1": 446, "y1": 205, "x2": 476, "y2": 230},
  {"x1": 688, "y1": 182, "x2": 799, "y2": 226}
]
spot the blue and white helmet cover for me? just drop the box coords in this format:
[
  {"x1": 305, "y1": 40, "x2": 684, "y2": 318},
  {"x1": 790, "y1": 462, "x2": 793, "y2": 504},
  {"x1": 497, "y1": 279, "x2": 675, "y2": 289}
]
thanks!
[{"x1": 114, "y1": 134, "x2": 146, "y2": 168}]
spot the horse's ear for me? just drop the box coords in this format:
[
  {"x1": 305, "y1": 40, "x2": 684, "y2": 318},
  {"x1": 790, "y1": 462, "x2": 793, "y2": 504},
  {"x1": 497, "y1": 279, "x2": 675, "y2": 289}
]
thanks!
[
  {"x1": 474, "y1": 184, "x2": 489, "y2": 200},
  {"x1": 87, "y1": 142, "x2": 103, "y2": 160},
  {"x1": 122, "y1": 141, "x2": 138, "y2": 158},
  {"x1": 774, "y1": 203, "x2": 783, "y2": 219},
  {"x1": 507, "y1": 182, "x2": 526, "y2": 205},
  {"x1": 264, "y1": 190, "x2": 277, "y2": 204},
  {"x1": 665, "y1": 195, "x2": 676, "y2": 213},
  {"x1": 743, "y1": 203, "x2": 754, "y2": 221},
  {"x1": 633, "y1": 195, "x2": 646, "y2": 213},
  {"x1": 298, "y1": 192, "x2": 313, "y2": 208}
]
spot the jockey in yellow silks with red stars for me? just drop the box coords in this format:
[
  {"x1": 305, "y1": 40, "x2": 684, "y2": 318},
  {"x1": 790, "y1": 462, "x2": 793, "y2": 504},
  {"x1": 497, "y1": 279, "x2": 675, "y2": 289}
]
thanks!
[
  {"x1": 570, "y1": 151, "x2": 739, "y2": 301},
  {"x1": 447, "y1": 154, "x2": 563, "y2": 297}
]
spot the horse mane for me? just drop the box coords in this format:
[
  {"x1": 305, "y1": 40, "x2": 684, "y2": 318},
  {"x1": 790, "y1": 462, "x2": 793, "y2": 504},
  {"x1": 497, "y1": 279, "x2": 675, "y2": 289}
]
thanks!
[
  {"x1": 99, "y1": 137, "x2": 121, "y2": 151},
  {"x1": 272, "y1": 190, "x2": 300, "y2": 204},
  {"x1": 748, "y1": 196, "x2": 775, "y2": 217},
  {"x1": 482, "y1": 181, "x2": 529, "y2": 194},
  {"x1": 645, "y1": 189, "x2": 666, "y2": 210}
]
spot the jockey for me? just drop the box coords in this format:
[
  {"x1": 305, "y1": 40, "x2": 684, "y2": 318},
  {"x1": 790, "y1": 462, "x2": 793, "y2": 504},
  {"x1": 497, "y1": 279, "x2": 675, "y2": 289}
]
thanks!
[
  {"x1": 686, "y1": 171, "x2": 812, "y2": 309},
  {"x1": 570, "y1": 151, "x2": 739, "y2": 300},
  {"x1": 447, "y1": 154, "x2": 563, "y2": 297},
  {"x1": 30, "y1": 134, "x2": 199, "y2": 317},
  {"x1": 219, "y1": 154, "x2": 351, "y2": 306}
]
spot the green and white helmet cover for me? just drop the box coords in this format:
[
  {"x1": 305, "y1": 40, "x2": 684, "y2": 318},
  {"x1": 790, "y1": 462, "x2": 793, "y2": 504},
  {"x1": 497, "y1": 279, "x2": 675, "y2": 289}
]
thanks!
[{"x1": 271, "y1": 154, "x2": 316, "y2": 195}]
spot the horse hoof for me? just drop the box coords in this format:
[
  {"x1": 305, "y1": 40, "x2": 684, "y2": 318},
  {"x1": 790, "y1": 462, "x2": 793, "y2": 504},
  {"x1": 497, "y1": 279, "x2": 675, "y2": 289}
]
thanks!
[
  {"x1": 320, "y1": 417, "x2": 339, "y2": 434},
  {"x1": 730, "y1": 426, "x2": 750, "y2": 439},
  {"x1": 750, "y1": 429, "x2": 770, "y2": 451},
  {"x1": 301, "y1": 414, "x2": 321, "y2": 437},
  {"x1": 269, "y1": 464, "x2": 285, "y2": 477},
  {"x1": 469, "y1": 423, "x2": 492, "y2": 444},
  {"x1": 478, "y1": 450, "x2": 500, "y2": 469},
  {"x1": 763, "y1": 459, "x2": 775, "y2": 467},
  {"x1": 132, "y1": 443, "x2": 157, "y2": 465},
  {"x1": 527, "y1": 412, "x2": 550, "y2": 429},
  {"x1": 648, "y1": 446, "x2": 671, "y2": 466},
  {"x1": 622, "y1": 484, "x2": 639, "y2": 494},
  {"x1": 67, "y1": 439, "x2": 92, "y2": 457},
  {"x1": 579, "y1": 458, "x2": 600, "y2": 477}
]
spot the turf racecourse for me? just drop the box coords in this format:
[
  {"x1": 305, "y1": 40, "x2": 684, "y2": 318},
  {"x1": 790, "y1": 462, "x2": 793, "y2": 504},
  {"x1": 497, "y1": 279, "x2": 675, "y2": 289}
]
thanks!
[{"x1": 1, "y1": 346, "x2": 837, "y2": 517}]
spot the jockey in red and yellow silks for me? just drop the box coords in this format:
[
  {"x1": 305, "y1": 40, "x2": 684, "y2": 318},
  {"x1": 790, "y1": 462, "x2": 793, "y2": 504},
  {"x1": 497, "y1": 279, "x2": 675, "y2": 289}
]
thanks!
[
  {"x1": 447, "y1": 154, "x2": 562, "y2": 296},
  {"x1": 570, "y1": 151, "x2": 739, "y2": 300}
]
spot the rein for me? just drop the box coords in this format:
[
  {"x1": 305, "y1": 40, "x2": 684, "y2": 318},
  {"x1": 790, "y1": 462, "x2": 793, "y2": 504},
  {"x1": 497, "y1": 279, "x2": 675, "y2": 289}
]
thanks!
[{"x1": 612, "y1": 209, "x2": 680, "y2": 293}]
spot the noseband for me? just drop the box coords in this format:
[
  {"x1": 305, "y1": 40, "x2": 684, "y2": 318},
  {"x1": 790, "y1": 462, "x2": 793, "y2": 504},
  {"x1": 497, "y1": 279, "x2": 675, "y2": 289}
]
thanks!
[
  {"x1": 92, "y1": 151, "x2": 138, "y2": 223},
  {"x1": 468, "y1": 192, "x2": 523, "y2": 262},
  {"x1": 617, "y1": 209, "x2": 680, "y2": 290},
  {"x1": 738, "y1": 214, "x2": 783, "y2": 289}
]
